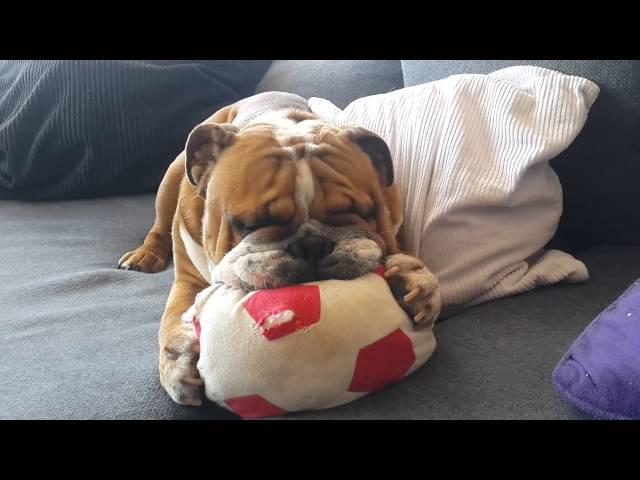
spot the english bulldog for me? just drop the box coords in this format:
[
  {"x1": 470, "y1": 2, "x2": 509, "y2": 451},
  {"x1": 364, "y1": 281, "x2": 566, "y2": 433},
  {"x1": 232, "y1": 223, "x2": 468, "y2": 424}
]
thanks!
[{"x1": 118, "y1": 92, "x2": 442, "y2": 406}]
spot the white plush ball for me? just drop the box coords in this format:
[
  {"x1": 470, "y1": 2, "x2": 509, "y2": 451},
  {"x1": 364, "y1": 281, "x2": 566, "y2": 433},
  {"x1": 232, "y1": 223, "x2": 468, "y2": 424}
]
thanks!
[{"x1": 184, "y1": 268, "x2": 436, "y2": 418}]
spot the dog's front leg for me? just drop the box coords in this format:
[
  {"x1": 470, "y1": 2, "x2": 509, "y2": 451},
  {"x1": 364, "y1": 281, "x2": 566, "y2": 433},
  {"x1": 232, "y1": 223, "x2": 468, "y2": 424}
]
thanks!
[
  {"x1": 158, "y1": 216, "x2": 211, "y2": 406},
  {"x1": 158, "y1": 277, "x2": 209, "y2": 406}
]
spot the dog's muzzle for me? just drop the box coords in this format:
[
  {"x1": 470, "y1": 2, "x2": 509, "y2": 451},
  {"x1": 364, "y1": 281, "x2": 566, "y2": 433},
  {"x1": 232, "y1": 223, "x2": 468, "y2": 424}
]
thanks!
[
  {"x1": 287, "y1": 235, "x2": 336, "y2": 265},
  {"x1": 212, "y1": 220, "x2": 382, "y2": 291}
]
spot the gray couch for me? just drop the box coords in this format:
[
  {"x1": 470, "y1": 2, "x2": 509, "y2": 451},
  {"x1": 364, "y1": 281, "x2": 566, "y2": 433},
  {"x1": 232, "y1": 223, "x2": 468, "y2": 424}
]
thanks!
[{"x1": 2, "y1": 60, "x2": 638, "y2": 419}]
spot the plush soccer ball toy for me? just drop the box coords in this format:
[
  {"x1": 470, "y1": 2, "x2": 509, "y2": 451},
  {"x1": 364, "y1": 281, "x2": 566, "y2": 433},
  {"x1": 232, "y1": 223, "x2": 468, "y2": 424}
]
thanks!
[{"x1": 183, "y1": 266, "x2": 436, "y2": 418}]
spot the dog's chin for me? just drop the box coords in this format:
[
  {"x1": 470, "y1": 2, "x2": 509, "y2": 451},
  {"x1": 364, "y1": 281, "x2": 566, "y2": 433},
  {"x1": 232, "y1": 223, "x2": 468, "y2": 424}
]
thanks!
[{"x1": 214, "y1": 251, "x2": 381, "y2": 291}]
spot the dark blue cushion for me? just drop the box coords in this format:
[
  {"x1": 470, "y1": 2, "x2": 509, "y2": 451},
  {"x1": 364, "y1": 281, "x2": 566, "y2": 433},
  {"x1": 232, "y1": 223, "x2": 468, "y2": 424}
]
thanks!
[{"x1": 0, "y1": 60, "x2": 271, "y2": 200}]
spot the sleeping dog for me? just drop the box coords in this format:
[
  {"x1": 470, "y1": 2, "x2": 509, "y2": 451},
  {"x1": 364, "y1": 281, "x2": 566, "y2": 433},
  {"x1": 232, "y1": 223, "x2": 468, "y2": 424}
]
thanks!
[{"x1": 118, "y1": 92, "x2": 441, "y2": 406}]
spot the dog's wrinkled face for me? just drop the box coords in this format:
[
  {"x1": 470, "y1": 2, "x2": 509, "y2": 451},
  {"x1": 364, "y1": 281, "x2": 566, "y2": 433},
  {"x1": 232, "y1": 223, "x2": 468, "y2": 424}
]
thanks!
[{"x1": 185, "y1": 119, "x2": 401, "y2": 290}]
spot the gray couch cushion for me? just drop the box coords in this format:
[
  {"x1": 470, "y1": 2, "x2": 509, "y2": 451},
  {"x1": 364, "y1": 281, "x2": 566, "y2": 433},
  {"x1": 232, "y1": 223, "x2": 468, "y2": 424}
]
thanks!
[
  {"x1": 2, "y1": 193, "x2": 637, "y2": 419},
  {"x1": 401, "y1": 60, "x2": 640, "y2": 254},
  {"x1": 0, "y1": 196, "x2": 235, "y2": 419},
  {"x1": 256, "y1": 60, "x2": 404, "y2": 109}
]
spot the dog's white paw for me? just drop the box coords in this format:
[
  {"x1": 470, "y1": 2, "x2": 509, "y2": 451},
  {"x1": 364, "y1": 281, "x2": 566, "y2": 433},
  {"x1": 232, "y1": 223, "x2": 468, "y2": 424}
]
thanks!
[{"x1": 160, "y1": 320, "x2": 203, "y2": 406}]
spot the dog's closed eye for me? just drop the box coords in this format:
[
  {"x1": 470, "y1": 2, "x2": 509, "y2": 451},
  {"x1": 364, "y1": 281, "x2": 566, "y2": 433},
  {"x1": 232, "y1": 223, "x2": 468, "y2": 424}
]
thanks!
[
  {"x1": 230, "y1": 215, "x2": 291, "y2": 238},
  {"x1": 231, "y1": 218, "x2": 266, "y2": 237}
]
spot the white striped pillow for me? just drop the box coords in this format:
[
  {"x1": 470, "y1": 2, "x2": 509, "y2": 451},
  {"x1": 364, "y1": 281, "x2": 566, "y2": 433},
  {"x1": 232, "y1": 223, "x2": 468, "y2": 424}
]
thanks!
[{"x1": 309, "y1": 66, "x2": 600, "y2": 315}]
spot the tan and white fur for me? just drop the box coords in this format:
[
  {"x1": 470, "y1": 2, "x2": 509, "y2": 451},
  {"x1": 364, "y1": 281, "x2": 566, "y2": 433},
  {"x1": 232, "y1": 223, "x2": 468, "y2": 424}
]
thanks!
[{"x1": 118, "y1": 92, "x2": 441, "y2": 406}]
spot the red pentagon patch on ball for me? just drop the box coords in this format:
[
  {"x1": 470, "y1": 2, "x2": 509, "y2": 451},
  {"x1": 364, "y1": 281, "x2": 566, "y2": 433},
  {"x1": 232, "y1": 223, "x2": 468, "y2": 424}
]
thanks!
[
  {"x1": 348, "y1": 328, "x2": 416, "y2": 392},
  {"x1": 224, "y1": 394, "x2": 287, "y2": 419},
  {"x1": 243, "y1": 284, "x2": 321, "y2": 340}
]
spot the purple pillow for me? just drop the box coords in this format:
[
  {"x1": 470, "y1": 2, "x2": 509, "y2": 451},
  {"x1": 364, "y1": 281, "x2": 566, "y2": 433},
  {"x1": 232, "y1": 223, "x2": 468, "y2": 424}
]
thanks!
[{"x1": 553, "y1": 279, "x2": 640, "y2": 420}]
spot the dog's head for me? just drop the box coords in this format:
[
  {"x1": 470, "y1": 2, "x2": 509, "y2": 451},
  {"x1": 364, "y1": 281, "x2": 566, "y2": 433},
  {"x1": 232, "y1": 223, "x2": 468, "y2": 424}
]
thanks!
[{"x1": 184, "y1": 117, "x2": 402, "y2": 290}]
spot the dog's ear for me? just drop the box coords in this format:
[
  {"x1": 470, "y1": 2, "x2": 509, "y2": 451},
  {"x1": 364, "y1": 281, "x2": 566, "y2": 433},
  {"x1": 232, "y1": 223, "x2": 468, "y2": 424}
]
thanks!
[
  {"x1": 185, "y1": 123, "x2": 239, "y2": 195},
  {"x1": 343, "y1": 126, "x2": 394, "y2": 187}
]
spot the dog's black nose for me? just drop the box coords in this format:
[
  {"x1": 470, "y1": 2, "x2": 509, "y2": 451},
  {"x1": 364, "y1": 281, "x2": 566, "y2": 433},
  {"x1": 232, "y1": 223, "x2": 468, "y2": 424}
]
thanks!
[{"x1": 288, "y1": 235, "x2": 335, "y2": 263}]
